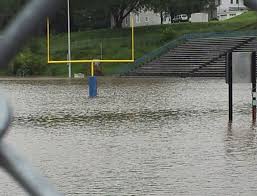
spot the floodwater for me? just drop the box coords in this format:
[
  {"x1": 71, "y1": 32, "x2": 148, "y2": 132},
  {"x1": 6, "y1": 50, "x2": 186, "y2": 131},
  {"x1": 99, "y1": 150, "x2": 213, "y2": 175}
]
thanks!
[{"x1": 0, "y1": 77, "x2": 256, "y2": 196}]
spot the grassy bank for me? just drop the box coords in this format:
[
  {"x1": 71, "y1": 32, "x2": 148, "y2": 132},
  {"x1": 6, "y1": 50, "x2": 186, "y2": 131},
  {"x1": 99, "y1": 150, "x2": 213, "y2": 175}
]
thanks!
[{"x1": 8, "y1": 11, "x2": 257, "y2": 76}]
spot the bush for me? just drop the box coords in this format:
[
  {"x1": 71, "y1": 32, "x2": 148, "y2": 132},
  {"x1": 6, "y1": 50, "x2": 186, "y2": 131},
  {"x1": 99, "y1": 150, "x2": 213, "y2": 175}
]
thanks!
[
  {"x1": 161, "y1": 27, "x2": 177, "y2": 42},
  {"x1": 11, "y1": 48, "x2": 44, "y2": 76}
]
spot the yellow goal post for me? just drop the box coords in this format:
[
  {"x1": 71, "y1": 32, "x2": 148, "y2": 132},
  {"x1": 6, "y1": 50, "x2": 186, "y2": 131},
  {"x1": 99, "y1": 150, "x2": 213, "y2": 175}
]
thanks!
[{"x1": 46, "y1": 16, "x2": 135, "y2": 67}]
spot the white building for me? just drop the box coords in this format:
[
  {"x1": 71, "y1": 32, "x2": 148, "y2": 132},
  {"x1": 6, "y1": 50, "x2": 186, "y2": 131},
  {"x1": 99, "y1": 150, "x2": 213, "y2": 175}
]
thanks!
[
  {"x1": 217, "y1": 0, "x2": 247, "y2": 20},
  {"x1": 111, "y1": 10, "x2": 171, "y2": 28},
  {"x1": 111, "y1": 0, "x2": 248, "y2": 28}
]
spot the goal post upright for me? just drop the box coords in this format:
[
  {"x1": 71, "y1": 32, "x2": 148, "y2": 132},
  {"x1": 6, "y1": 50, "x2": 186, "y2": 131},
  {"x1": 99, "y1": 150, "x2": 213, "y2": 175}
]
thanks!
[
  {"x1": 46, "y1": 16, "x2": 135, "y2": 98},
  {"x1": 46, "y1": 16, "x2": 135, "y2": 64}
]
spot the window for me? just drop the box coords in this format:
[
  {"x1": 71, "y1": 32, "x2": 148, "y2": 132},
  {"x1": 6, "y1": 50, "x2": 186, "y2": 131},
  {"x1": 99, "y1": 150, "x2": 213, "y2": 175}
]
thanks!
[
  {"x1": 125, "y1": 17, "x2": 128, "y2": 25},
  {"x1": 231, "y1": 0, "x2": 233, "y2": 4},
  {"x1": 145, "y1": 16, "x2": 149, "y2": 22},
  {"x1": 136, "y1": 15, "x2": 140, "y2": 23},
  {"x1": 236, "y1": 0, "x2": 239, "y2": 3}
]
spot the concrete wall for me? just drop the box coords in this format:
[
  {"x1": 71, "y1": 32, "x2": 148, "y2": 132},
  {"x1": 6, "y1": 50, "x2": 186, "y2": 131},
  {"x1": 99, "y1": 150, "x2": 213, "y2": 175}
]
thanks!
[
  {"x1": 218, "y1": 0, "x2": 245, "y2": 10},
  {"x1": 217, "y1": 0, "x2": 247, "y2": 20},
  {"x1": 191, "y1": 13, "x2": 209, "y2": 23},
  {"x1": 133, "y1": 11, "x2": 162, "y2": 27},
  {"x1": 111, "y1": 10, "x2": 171, "y2": 28}
]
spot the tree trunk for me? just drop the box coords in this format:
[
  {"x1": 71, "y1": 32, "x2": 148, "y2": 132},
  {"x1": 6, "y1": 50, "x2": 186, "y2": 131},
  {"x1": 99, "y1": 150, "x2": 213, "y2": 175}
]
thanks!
[
  {"x1": 160, "y1": 12, "x2": 163, "y2": 24},
  {"x1": 113, "y1": 15, "x2": 123, "y2": 28},
  {"x1": 115, "y1": 20, "x2": 123, "y2": 28},
  {"x1": 111, "y1": 8, "x2": 125, "y2": 29}
]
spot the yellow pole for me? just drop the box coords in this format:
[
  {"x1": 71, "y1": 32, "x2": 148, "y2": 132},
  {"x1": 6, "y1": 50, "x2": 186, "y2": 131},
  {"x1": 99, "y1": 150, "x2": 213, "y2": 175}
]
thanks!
[
  {"x1": 47, "y1": 18, "x2": 50, "y2": 62},
  {"x1": 48, "y1": 59, "x2": 134, "y2": 64},
  {"x1": 131, "y1": 16, "x2": 135, "y2": 61},
  {"x1": 47, "y1": 18, "x2": 135, "y2": 64},
  {"x1": 91, "y1": 61, "x2": 94, "y2": 77}
]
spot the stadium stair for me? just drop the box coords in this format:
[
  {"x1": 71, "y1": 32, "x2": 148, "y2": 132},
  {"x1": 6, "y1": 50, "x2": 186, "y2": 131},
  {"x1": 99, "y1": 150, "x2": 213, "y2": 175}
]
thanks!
[{"x1": 129, "y1": 36, "x2": 257, "y2": 77}]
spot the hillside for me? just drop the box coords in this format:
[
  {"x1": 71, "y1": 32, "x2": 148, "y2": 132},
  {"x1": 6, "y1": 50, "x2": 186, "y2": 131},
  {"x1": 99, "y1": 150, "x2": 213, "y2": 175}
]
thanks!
[{"x1": 7, "y1": 11, "x2": 257, "y2": 76}]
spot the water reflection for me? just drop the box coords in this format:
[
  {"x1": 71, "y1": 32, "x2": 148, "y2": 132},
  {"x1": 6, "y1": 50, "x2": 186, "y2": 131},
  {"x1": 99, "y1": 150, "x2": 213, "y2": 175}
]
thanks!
[
  {"x1": 226, "y1": 122, "x2": 257, "y2": 159},
  {"x1": 223, "y1": 122, "x2": 257, "y2": 195}
]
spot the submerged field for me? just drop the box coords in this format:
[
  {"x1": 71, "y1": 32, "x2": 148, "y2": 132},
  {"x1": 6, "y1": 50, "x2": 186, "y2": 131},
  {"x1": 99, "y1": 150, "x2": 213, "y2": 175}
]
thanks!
[
  {"x1": 3, "y1": 77, "x2": 257, "y2": 195},
  {"x1": 5, "y1": 11, "x2": 257, "y2": 76}
]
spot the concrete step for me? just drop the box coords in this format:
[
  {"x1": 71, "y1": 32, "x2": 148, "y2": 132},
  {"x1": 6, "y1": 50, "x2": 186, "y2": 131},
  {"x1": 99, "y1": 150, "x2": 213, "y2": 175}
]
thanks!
[{"x1": 129, "y1": 36, "x2": 257, "y2": 77}]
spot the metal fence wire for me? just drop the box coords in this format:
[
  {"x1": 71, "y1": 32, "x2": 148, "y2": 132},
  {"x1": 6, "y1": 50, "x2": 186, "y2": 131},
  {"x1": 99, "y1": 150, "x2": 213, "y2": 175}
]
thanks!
[{"x1": 0, "y1": 0, "x2": 65, "y2": 195}]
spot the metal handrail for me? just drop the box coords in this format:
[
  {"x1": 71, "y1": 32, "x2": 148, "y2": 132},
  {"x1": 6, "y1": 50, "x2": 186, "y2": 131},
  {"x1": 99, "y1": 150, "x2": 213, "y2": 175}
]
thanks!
[{"x1": 0, "y1": 0, "x2": 65, "y2": 195}]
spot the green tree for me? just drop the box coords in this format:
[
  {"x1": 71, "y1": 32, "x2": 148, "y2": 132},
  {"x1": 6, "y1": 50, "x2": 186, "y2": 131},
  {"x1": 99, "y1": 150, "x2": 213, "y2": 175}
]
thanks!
[
  {"x1": 108, "y1": 0, "x2": 147, "y2": 28},
  {"x1": 147, "y1": 0, "x2": 215, "y2": 20},
  {"x1": 145, "y1": 0, "x2": 170, "y2": 24},
  {"x1": 71, "y1": 0, "x2": 148, "y2": 28}
]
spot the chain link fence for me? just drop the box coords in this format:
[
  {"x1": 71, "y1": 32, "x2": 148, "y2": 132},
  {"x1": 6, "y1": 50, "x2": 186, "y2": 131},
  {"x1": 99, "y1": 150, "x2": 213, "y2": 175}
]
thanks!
[{"x1": 0, "y1": 0, "x2": 65, "y2": 195}]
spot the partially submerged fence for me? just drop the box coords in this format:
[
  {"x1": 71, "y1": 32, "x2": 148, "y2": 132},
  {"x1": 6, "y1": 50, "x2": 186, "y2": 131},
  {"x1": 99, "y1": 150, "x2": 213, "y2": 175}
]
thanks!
[{"x1": 0, "y1": 0, "x2": 65, "y2": 195}]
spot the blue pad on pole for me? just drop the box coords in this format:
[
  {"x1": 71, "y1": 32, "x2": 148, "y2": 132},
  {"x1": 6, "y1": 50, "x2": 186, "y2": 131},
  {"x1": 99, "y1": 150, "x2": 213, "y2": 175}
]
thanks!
[{"x1": 88, "y1": 76, "x2": 97, "y2": 98}]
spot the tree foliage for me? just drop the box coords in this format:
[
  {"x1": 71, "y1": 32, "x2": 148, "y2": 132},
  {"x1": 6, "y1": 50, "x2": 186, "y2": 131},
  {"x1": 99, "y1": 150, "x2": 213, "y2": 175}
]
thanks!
[
  {"x1": 0, "y1": 0, "x2": 219, "y2": 30},
  {"x1": 146, "y1": 0, "x2": 212, "y2": 19}
]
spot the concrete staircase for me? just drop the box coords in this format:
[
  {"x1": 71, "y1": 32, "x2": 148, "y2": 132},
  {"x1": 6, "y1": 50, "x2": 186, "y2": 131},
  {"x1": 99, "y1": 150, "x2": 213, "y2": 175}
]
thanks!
[{"x1": 129, "y1": 36, "x2": 257, "y2": 77}]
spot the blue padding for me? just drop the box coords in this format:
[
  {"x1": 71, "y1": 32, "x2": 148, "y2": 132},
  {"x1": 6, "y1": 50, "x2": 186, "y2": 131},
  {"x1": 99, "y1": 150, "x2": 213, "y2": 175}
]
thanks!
[{"x1": 88, "y1": 76, "x2": 97, "y2": 97}]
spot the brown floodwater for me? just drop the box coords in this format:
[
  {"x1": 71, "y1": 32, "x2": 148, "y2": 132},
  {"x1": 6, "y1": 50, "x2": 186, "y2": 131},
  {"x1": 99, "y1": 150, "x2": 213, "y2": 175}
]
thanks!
[{"x1": 0, "y1": 77, "x2": 256, "y2": 195}]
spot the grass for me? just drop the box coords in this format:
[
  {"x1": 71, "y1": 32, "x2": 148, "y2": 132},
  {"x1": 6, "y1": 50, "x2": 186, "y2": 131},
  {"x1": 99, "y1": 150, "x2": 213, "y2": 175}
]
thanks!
[
  {"x1": 18, "y1": 11, "x2": 257, "y2": 76},
  {"x1": 226, "y1": 10, "x2": 257, "y2": 22}
]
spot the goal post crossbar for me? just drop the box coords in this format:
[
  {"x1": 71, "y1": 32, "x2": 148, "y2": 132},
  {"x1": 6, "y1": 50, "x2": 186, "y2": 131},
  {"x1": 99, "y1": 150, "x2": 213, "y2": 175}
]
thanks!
[{"x1": 47, "y1": 17, "x2": 135, "y2": 64}]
